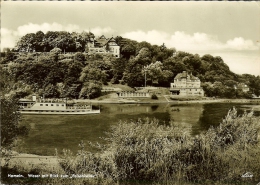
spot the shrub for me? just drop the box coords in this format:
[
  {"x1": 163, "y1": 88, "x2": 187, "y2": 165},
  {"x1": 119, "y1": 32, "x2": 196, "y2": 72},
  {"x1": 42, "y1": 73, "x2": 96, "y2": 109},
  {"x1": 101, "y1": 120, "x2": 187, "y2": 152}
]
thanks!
[
  {"x1": 74, "y1": 52, "x2": 85, "y2": 63},
  {"x1": 151, "y1": 94, "x2": 158, "y2": 99},
  {"x1": 50, "y1": 47, "x2": 62, "y2": 54}
]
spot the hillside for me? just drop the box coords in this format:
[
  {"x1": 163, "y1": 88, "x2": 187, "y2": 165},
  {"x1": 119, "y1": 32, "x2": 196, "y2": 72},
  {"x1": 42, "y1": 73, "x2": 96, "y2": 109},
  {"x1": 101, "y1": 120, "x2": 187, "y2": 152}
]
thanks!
[{"x1": 1, "y1": 31, "x2": 260, "y2": 99}]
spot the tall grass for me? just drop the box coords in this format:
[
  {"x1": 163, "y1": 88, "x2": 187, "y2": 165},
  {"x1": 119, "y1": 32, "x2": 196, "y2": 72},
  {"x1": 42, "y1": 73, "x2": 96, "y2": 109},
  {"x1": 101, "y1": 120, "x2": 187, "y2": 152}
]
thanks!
[
  {"x1": 55, "y1": 108, "x2": 260, "y2": 185},
  {"x1": 2, "y1": 108, "x2": 259, "y2": 184}
]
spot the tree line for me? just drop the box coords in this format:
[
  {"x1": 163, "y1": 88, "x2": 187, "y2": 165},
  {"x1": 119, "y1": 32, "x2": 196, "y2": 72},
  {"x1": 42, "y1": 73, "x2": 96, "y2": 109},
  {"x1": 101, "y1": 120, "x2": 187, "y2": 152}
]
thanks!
[{"x1": 1, "y1": 31, "x2": 260, "y2": 99}]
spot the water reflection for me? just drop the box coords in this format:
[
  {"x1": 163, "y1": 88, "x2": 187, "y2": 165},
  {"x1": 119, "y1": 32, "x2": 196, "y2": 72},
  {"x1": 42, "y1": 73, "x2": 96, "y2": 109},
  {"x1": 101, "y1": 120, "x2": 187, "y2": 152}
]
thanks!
[
  {"x1": 196, "y1": 103, "x2": 260, "y2": 135},
  {"x1": 168, "y1": 104, "x2": 203, "y2": 135},
  {"x1": 18, "y1": 103, "x2": 260, "y2": 156},
  {"x1": 104, "y1": 104, "x2": 165, "y2": 114}
]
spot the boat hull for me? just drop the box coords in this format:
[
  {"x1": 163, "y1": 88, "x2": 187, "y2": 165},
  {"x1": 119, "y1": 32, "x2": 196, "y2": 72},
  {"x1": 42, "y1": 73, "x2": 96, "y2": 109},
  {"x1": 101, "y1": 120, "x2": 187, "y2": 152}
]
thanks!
[{"x1": 19, "y1": 109, "x2": 100, "y2": 115}]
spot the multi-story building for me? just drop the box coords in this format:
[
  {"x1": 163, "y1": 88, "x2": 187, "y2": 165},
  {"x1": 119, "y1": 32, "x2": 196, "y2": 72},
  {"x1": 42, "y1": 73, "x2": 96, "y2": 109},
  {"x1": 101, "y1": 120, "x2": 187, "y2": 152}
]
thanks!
[
  {"x1": 170, "y1": 71, "x2": 204, "y2": 96},
  {"x1": 87, "y1": 35, "x2": 120, "y2": 58}
]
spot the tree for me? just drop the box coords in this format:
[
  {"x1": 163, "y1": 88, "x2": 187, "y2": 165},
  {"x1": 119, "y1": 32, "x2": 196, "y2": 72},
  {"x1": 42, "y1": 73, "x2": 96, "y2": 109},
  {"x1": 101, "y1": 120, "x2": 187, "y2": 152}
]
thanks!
[
  {"x1": 123, "y1": 57, "x2": 144, "y2": 87},
  {"x1": 54, "y1": 31, "x2": 75, "y2": 52},
  {"x1": 35, "y1": 31, "x2": 45, "y2": 51},
  {"x1": 44, "y1": 31, "x2": 60, "y2": 51},
  {"x1": 42, "y1": 84, "x2": 60, "y2": 98},
  {"x1": 80, "y1": 65, "x2": 108, "y2": 84},
  {"x1": 144, "y1": 61, "x2": 173, "y2": 86},
  {"x1": 79, "y1": 81, "x2": 102, "y2": 99},
  {"x1": 111, "y1": 58, "x2": 127, "y2": 83},
  {"x1": 16, "y1": 33, "x2": 36, "y2": 52},
  {"x1": 1, "y1": 97, "x2": 29, "y2": 148},
  {"x1": 201, "y1": 82, "x2": 214, "y2": 97}
]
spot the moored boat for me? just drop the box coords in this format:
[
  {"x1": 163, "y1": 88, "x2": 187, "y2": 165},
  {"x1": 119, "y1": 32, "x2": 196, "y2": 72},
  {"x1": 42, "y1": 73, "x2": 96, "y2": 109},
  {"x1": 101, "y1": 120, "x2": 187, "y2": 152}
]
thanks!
[{"x1": 18, "y1": 96, "x2": 100, "y2": 115}]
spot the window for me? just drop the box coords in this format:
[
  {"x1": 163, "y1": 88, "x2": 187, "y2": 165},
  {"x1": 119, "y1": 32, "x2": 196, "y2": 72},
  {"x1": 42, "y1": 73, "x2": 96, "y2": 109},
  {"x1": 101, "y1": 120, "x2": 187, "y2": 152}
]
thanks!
[
  {"x1": 45, "y1": 104, "x2": 48, "y2": 106},
  {"x1": 56, "y1": 104, "x2": 59, "y2": 106},
  {"x1": 62, "y1": 104, "x2": 64, "y2": 106},
  {"x1": 40, "y1": 104, "x2": 43, "y2": 106},
  {"x1": 51, "y1": 104, "x2": 54, "y2": 106}
]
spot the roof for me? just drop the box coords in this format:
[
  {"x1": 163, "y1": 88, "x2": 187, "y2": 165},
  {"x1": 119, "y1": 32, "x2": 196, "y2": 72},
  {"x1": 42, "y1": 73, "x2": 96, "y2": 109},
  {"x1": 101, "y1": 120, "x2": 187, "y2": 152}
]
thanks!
[
  {"x1": 95, "y1": 36, "x2": 118, "y2": 47},
  {"x1": 174, "y1": 71, "x2": 199, "y2": 80}
]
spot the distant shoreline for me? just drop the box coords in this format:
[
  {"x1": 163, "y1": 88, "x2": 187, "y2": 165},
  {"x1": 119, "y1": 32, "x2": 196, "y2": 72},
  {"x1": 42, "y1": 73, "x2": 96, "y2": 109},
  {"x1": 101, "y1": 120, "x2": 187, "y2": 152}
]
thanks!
[{"x1": 74, "y1": 98, "x2": 260, "y2": 105}]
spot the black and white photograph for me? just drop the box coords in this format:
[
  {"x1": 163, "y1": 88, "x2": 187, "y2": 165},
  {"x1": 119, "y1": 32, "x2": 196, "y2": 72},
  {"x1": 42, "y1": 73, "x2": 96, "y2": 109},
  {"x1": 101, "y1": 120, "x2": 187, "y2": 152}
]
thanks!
[{"x1": 1, "y1": 1, "x2": 260, "y2": 184}]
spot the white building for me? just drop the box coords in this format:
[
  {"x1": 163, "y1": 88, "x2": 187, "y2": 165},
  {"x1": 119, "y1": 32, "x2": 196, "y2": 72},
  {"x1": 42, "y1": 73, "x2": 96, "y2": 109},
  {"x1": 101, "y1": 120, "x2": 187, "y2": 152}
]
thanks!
[
  {"x1": 87, "y1": 35, "x2": 120, "y2": 58},
  {"x1": 170, "y1": 71, "x2": 204, "y2": 96}
]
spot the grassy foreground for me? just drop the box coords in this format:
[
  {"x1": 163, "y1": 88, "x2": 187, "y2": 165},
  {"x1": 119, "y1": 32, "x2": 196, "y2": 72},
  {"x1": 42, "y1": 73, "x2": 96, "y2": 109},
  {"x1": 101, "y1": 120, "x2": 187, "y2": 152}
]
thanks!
[{"x1": 1, "y1": 108, "x2": 260, "y2": 185}]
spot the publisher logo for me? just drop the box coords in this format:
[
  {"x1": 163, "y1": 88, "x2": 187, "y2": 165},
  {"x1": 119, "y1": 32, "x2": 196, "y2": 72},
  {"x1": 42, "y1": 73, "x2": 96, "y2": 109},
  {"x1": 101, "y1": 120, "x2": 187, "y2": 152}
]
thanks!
[{"x1": 241, "y1": 172, "x2": 253, "y2": 178}]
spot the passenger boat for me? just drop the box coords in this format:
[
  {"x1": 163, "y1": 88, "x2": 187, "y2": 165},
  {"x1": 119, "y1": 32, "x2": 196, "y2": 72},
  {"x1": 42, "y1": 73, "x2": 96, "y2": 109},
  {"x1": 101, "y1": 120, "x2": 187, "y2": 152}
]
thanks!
[{"x1": 18, "y1": 96, "x2": 100, "y2": 115}]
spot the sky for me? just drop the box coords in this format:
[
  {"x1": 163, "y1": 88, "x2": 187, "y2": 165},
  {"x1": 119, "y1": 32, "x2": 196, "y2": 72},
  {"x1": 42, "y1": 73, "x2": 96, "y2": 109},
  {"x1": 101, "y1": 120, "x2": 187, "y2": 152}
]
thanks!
[{"x1": 1, "y1": 1, "x2": 260, "y2": 76}]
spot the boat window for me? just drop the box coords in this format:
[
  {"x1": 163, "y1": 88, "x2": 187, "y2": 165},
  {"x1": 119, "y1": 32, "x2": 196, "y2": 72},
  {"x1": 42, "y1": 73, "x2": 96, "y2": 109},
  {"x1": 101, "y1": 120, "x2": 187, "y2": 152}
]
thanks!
[
  {"x1": 51, "y1": 104, "x2": 54, "y2": 106},
  {"x1": 45, "y1": 104, "x2": 48, "y2": 106},
  {"x1": 62, "y1": 104, "x2": 64, "y2": 106},
  {"x1": 56, "y1": 104, "x2": 59, "y2": 106},
  {"x1": 51, "y1": 111, "x2": 54, "y2": 112},
  {"x1": 40, "y1": 104, "x2": 43, "y2": 106}
]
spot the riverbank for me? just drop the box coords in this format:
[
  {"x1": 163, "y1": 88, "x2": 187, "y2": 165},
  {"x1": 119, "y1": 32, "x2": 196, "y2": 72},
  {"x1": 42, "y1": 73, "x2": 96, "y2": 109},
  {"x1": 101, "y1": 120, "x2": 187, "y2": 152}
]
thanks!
[
  {"x1": 1, "y1": 152, "x2": 61, "y2": 174},
  {"x1": 73, "y1": 95, "x2": 260, "y2": 105}
]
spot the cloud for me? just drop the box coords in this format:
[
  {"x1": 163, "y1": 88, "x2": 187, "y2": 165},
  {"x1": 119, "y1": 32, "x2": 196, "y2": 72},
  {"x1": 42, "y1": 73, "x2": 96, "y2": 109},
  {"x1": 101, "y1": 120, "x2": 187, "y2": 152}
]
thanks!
[
  {"x1": 16, "y1": 22, "x2": 83, "y2": 36},
  {"x1": 1, "y1": 23, "x2": 117, "y2": 51},
  {"x1": 1, "y1": 28, "x2": 19, "y2": 50},
  {"x1": 226, "y1": 37, "x2": 259, "y2": 50},
  {"x1": 86, "y1": 27, "x2": 116, "y2": 37},
  {"x1": 121, "y1": 30, "x2": 259, "y2": 52}
]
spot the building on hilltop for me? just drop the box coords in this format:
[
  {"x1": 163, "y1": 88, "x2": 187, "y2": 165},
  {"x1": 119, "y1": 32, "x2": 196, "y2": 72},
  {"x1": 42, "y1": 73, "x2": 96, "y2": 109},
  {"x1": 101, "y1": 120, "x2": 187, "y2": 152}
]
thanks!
[
  {"x1": 87, "y1": 35, "x2": 120, "y2": 58},
  {"x1": 170, "y1": 71, "x2": 204, "y2": 96}
]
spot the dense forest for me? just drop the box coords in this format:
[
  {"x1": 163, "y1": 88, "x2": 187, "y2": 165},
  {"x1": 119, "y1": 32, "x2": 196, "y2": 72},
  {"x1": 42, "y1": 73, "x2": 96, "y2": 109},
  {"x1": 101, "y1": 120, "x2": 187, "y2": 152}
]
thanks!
[{"x1": 1, "y1": 31, "x2": 260, "y2": 99}]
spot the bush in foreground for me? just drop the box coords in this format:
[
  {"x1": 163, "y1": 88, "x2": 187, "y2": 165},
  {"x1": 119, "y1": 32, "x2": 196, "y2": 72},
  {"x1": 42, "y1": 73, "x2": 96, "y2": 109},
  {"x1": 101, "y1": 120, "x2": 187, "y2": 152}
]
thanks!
[{"x1": 55, "y1": 108, "x2": 260, "y2": 185}]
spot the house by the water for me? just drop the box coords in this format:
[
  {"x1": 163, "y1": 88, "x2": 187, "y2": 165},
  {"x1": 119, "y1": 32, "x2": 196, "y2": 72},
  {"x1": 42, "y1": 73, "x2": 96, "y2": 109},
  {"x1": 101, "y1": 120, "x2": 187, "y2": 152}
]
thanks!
[
  {"x1": 87, "y1": 35, "x2": 120, "y2": 58},
  {"x1": 170, "y1": 71, "x2": 204, "y2": 96}
]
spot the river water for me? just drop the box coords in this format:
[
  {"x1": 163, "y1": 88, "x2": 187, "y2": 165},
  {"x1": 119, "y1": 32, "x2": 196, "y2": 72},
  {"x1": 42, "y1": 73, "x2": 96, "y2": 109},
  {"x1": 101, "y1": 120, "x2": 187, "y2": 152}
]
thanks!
[{"x1": 17, "y1": 102, "x2": 260, "y2": 156}]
